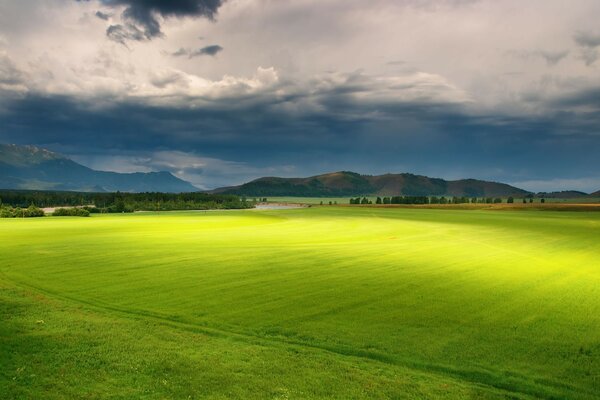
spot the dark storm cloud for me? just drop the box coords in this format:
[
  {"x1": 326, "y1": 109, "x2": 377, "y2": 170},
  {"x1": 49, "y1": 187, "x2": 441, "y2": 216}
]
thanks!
[
  {"x1": 96, "y1": 0, "x2": 225, "y2": 39},
  {"x1": 171, "y1": 45, "x2": 223, "y2": 58},
  {"x1": 194, "y1": 45, "x2": 223, "y2": 56},
  {"x1": 549, "y1": 87, "x2": 600, "y2": 114},
  {"x1": 2, "y1": 76, "x2": 600, "y2": 190},
  {"x1": 95, "y1": 10, "x2": 111, "y2": 20}
]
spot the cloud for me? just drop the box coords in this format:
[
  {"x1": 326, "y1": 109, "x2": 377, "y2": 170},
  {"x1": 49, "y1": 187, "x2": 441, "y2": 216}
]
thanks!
[
  {"x1": 95, "y1": 10, "x2": 111, "y2": 20},
  {"x1": 95, "y1": 0, "x2": 225, "y2": 39},
  {"x1": 172, "y1": 47, "x2": 188, "y2": 57},
  {"x1": 171, "y1": 44, "x2": 224, "y2": 58},
  {"x1": 106, "y1": 23, "x2": 146, "y2": 45},
  {"x1": 149, "y1": 70, "x2": 187, "y2": 89},
  {"x1": 71, "y1": 150, "x2": 296, "y2": 189},
  {"x1": 574, "y1": 31, "x2": 600, "y2": 65},
  {"x1": 194, "y1": 44, "x2": 223, "y2": 56},
  {"x1": 0, "y1": 54, "x2": 22, "y2": 85},
  {"x1": 3, "y1": 74, "x2": 600, "y2": 191},
  {"x1": 574, "y1": 31, "x2": 600, "y2": 48},
  {"x1": 0, "y1": 52, "x2": 27, "y2": 92},
  {"x1": 508, "y1": 49, "x2": 569, "y2": 66},
  {"x1": 2, "y1": 0, "x2": 600, "y2": 190},
  {"x1": 538, "y1": 50, "x2": 569, "y2": 66}
]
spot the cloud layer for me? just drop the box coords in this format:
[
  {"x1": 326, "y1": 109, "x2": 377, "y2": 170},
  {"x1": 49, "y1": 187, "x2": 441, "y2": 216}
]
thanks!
[{"x1": 0, "y1": 0, "x2": 599, "y2": 191}]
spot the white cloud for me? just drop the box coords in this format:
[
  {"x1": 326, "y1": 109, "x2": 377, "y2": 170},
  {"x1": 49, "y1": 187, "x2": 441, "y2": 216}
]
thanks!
[
  {"x1": 72, "y1": 150, "x2": 297, "y2": 189},
  {"x1": 1, "y1": 0, "x2": 599, "y2": 115}
]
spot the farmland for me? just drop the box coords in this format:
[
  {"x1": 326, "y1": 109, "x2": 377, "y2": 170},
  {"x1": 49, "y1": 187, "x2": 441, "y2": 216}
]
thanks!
[{"x1": 2, "y1": 207, "x2": 600, "y2": 399}]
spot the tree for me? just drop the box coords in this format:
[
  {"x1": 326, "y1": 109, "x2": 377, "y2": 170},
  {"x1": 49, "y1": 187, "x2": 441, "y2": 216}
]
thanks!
[
  {"x1": 522, "y1": 198, "x2": 527, "y2": 203},
  {"x1": 541, "y1": 198, "x2": 545, "y2": 203},
  {"x1": 507, "y1": 197, "x2": 514, "y2": 203},
  {"x1": 361, "y1": 197, "x2": 369, "y2": 205},
  {"x1": 376, "y1": 197, "x2": 382, "y2": 204}
]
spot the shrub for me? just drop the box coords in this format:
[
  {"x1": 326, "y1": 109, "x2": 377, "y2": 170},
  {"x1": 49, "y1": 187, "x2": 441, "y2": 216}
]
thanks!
[
  {"x1": 53, "y1": 208, "x2": 90, "y2": 217},
  {"x1": 0, "y1": 205, "x2": 45, "y2": 218}
]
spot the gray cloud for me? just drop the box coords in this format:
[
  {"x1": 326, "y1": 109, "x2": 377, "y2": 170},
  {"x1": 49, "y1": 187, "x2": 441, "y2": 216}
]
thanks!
[
  {"x1": 172, "y1": 47, "x2": 188, "y2": 57},
  {"x1": 3, "y1": 0, "x2": 600, "y2": 191},
  {"x1": 150, "y1": 71, "x2": 187, "y2": 88},
  {"x1": 172, "y1": 45, "x2": 223, "y2": 58},
  {"x1": 195, "y1": 44, "x2": 223, "y2": 56},
  {"x1": 574, "y1": 31, "x2": 600, "y2": 66},
  {"x1": 580, "y1": 49, "x2": 599, "y2": 66},
  {"x1": 106, "y1": 23, "x2": 146, "y2": 45},
  {"x1": 3, "y1": 64, "x2": 600, "y2": 190},
  {"x1": 539, "y1": 50, "x2": 569, "y2": 66},
  {"x1": 507, "y1": 49, "x2": 569, "y2": 66},
  {"x1": 95, "y1": 10, "x2": 111, "y2": 20},
  {"x1": 0, "y1": 54, "x2": 24, "y2": 86},
  {"x1": 97, "y1": 0, "x2": 225, "y2": 39},
  {"x1": 574, "y1": 31, "x2": 600, "y2": 48}
]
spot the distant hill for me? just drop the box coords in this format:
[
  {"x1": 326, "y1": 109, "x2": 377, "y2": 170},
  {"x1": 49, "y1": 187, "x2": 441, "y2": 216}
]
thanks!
[
  {"x1": 0, "y1": 144, "x2": 197, "y2": 193},
  {"x1": 590, "y1": 190, "x2": 600, "y2": 197},
  {"x1": 535, "y1": 191, "x2": 589, "y2": 198},
  {"x1": 212, "y1": 171, "x2": 531, "y2": 197}
]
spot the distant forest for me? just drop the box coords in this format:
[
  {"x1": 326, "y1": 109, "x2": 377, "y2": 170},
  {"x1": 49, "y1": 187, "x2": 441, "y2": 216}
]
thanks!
[
  {"x1": 350, "y1": 196, "x2": 539, "y2": 205},
  {"x1": 0, "y1": 190, "x2": 253, "y2": 212}
]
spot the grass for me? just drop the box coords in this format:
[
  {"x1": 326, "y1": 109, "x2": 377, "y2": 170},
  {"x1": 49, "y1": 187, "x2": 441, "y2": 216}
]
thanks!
[{"x1": 2, "y1": 207, "x2": 600, "y2": 399}]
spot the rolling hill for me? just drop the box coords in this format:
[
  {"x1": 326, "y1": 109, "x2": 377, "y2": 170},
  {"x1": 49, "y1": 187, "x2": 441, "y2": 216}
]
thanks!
[
  {"x1": 0, "y1": 144, "x2": 197, "y2": 192},
  {"x1": 212, "y1": 171, "x2": 531, "y2": 197}
]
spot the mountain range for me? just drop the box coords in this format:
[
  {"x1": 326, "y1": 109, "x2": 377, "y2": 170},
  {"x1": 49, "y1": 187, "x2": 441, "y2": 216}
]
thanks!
[
  {"x1": 0, "y1": 144, "x2": 197, "y2": 192},
  {"x1": 2, "y1": 144, "x2": 598, "y2": 197},
  {"x1": 212, "y1": 171, "x2": 533, "y2": 197}
]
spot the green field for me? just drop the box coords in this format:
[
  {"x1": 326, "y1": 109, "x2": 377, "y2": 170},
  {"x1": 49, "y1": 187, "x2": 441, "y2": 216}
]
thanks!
[{"x1": 2, "y1": 207, "x2": 600, "y2": 399}]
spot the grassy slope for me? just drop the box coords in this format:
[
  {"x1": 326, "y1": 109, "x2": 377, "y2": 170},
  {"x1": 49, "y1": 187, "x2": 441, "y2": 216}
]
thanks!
[{"x1": 2, "y1": 208, "x2": 600, "y2": 399}]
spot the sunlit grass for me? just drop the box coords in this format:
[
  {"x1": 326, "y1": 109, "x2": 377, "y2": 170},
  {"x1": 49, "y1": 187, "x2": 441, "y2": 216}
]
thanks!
[{"x1": 2, "y1": 207, "x2": 600, "y2": 399}]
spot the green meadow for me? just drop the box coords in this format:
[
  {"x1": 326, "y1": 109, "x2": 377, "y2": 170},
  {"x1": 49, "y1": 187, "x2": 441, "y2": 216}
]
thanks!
[{"x1": 2, "y1": 207, "x2": 600, "y2": 399}]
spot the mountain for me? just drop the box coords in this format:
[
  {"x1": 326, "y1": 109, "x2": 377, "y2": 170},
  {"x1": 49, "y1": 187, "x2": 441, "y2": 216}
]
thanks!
[
  {"x1": 590, "y1": 190, "x2": 600, "y2": 197},
  {"x1": 0, "y1": 144, "x2": 197, "y2": 192},
  {"x1": 535, "y1": 191, "x2": 589, "y2": 198},
  {"x1": 212, "y1": 171, "x2": 530, "y2": 197}
]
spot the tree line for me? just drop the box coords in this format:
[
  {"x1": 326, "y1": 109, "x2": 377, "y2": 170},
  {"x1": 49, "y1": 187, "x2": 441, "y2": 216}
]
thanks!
[
  {"x1": 0, "y1": 190, "x2": 253, "y2": 214},
  {"x1": 349, "y1": 196, "x2": 545, "y2": 205}
]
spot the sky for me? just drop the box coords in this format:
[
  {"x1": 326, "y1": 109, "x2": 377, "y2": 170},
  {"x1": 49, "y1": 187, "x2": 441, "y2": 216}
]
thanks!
[{"x1": 0, "y1": 0, "x2": 599, "y2": 191}]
